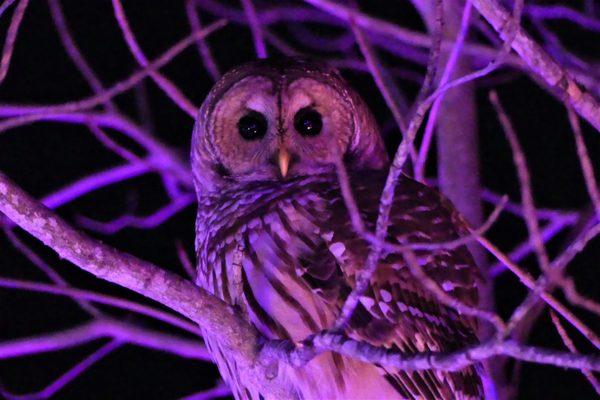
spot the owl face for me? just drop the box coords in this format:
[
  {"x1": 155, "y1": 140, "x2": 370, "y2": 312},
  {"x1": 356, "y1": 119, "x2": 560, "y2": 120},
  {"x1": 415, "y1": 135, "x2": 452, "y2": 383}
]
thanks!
[{"x1": 192, "y1": 58, "x2": 387, "y2": 192}]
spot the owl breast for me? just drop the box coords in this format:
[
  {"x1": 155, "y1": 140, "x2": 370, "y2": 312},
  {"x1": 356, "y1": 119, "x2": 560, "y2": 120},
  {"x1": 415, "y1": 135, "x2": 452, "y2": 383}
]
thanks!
[{"x1": 197, "y1": 175, "x2": 332, "y2": 334}]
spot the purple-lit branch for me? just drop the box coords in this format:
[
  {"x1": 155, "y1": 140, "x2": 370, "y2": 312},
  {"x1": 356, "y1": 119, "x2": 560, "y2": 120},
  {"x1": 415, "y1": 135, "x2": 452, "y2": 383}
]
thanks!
[
  {"x1": 550, "y1": 311, "x2": 600, "y2": 396},
  {"x1": 40, "y1": 163, "x2": 149, "y2": 209},
  {"x1": 0, "y1": 318, "x2": 209, "y2": 361},
  {"x1": 0, "y1": 110, "x2": 193, "y2": 187},
  {"x1": 3, "y1": 227, "x2": 100, "y2": 316},
  {"x1": 77, "y1": 193, "x2": 194, "y2": 234},
  {"x1": 334, "y1": 0, "x2": 444, "y2": 330},
  {"x1": 0, "y1": 19, "x2": 226, "y2": 134},
  {"x1": 111, "y1": 0, "x2": 198, "y2": 117},
  {"x1": 414, "y1": 0, "x2": 473, "y2": 181},
  {"x1": 490, "y1": 91, "x2": 551, "y2": 271},
  {"x1": 0, "y1": 277, "x2": 203, "y2": 336},
  {"x1": 240, "y1": 0, "x2": 267, "y2": 58},
  {"x1": 47, "y1": 0, "x2": 117, "y2": 113},
  {"x1": 472, "y1": 0, "x2": 600, "y2": 132},
  {"x1": 0, "y1": 340, "x2": 122, "y2": 400},
  {"x1": 264, "y1": 331, "x2": 600, "y2": 372},
  {"x1": 3, "y1": 129, "x2": 600, "y2": 396},
  {"x1": 567, "y1": 109, "x2": 600, "y2": 217},
  {"x1": 185, "y1": 0, "x2": 221, "y2": 81},
  {"x1": 0, "y1": 0, "x2": 18, "y2": 19},
  {"x1": 477, "y1": 236, "x2": 600, "y2": 350},
  {"x1": 0, "y1": 0, "x2": 28, "y2": 85},
  {"x1": 526, "y1": 5, "x2": 600, "y2": 33}
]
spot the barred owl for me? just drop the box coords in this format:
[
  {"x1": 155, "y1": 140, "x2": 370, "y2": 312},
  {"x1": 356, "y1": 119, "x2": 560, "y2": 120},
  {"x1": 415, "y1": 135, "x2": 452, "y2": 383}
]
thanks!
[{"x1": 192, "y1": 58, "x2": 483, "y2": 400}]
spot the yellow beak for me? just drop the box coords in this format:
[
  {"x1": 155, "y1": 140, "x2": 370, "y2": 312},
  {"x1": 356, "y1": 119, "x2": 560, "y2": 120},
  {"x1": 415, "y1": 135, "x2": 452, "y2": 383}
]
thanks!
[{"x1": 278, "y1": 148, "x2": 291, "y2": 178}]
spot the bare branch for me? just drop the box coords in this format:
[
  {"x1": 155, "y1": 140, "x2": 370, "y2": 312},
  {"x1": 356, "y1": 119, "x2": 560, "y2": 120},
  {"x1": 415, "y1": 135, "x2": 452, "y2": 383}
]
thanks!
[
  {"x1": 567, "y1": 108, "x2": 600, "y2": 217},
  {"x1": 402, "y1": 249, "x2": 505, "y2": 332},
  {"x1": 472, "y1": 0, "x2": 600, "y2": 132},
  {"x1": 185, "y1": 0, "x2": 221, "y2": 81},
  {"x1": 489, "y1": 90, "x2": 551, "y2": 271},
  {"x1": 477, "y1": 236, "x2": 600, "y2": 349},
  {"x1": 0, "y1": 171, "x2": 293, "y2": 398},
  {"x1": 550, "y1": 311, "x2": 600, "y2": 395},
  {"x1": 240, "y1": 0, "x2": 267, "y2": 58},
  {"x1": 47, "y1": 0, "x2": 116, "y2": 112},
  {"x1": 0, "y1": 318, "x2": 210, "y2": 361},
  {"x1": 0, "y1": 19, "x2": 226, "y2": 134},
  {"x1": 264, "y1": 332, "x2": 600, "y2": 372},
  {"x1": 0, "y1": 0, "x2": 28, "y2": 85},
  {"x1": 0, "y1": 340, "x2": 121, "y2": 400},
  {"x1": 111, "y1": 0, "x2": 198, "y2": 117},
  {"x1": 334, "y1": 0, "x2": 444, "y2": 329}
]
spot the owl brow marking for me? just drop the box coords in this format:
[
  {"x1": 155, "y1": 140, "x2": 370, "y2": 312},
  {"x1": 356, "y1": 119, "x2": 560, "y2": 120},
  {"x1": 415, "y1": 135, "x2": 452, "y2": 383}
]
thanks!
[{"x1": 272, "y1": 69, "x2": 285, "y2": 136}]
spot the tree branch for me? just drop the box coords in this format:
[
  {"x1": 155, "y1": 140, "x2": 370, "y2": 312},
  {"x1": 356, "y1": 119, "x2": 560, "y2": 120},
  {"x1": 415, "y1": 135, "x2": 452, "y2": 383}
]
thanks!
[
  {"x1": 471, "y1": 0, "x2": 600, "y2": 132},
  {"x1": 0, "y1": 171, "x2": 294, "y2": 399}
]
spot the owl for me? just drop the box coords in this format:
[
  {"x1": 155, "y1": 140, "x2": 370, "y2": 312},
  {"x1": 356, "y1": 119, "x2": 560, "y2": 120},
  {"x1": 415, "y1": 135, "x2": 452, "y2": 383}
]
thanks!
[{"x1": 192, "y1": 58, "x2": 484, "y2": 400}]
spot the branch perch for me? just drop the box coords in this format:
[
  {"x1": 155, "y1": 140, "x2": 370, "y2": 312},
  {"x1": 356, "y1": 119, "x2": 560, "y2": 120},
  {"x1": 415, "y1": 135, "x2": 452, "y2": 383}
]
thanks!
[{"x1": 0, "y1": 171, "x2": 293, "y2": 399}]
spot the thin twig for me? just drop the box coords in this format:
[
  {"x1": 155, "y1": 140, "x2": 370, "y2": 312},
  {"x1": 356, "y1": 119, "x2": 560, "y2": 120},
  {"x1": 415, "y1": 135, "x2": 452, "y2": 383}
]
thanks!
[
  {"x1": 111, "y1": 0, "x2": 198, "y2": 117},
  {"x1": 76, "y1": 193, "x2": 194, "y2": 234},
  {"x1": 0, "y1": 19, "x2": 226, "y2": 133},
  {"x1": 47, "y1": 0, "x2": 116, "y2": 112},
  {"x1": 478, "y1": 236, "x2": 600, "y2": 349},
  {"x1": 489, "y1": 91, "x2": 551, "y2": 272},
  {"x1": 0, "y1": 172, "x2": 293, "y2": 399},
  {"x1": 0, "y1": 340, "x2": 122, "y2": 400},
  {"x1": 185, "y1": 0, "x2": 220, "y2": 81},
  {"x1": 415, "y1": 0, "x2": 473, "y2": 181},
  {"x1": 0, "y1": 318, "x2": 209, "y2": 361},
  {"x1": 0, "y1": 0, "x2": 28, "y2": 85},
  {"x1": 240, "y1": 0, "x2": 267, "y2": 58},
  {"x1": 550, "y1": 311, "x2": 600, "y2": 395},
  {"x1": 2, "y1": 227, "x2": 100, "y2": 316},
  {"x1": 0, "y1": 277, "x2": 202, "y2": 336},
  {"x1": 567, "y1": 108, "x2": 600, "y2": 218}
]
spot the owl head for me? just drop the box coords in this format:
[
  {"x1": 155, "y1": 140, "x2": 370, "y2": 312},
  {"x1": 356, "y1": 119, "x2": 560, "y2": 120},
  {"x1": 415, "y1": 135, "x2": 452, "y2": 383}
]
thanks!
[{"x1": 191, "y1": 58, "x2": 388, "y2": 193}]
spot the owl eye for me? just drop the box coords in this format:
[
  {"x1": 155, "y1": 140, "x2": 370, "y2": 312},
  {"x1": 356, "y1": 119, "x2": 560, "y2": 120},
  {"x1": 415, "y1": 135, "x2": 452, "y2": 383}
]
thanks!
[
  {"x1": 294, "y1": 107, "x2": 323, "y2": 137},
  {"x1": 237, "y1": 111, "x2": 268, "y2": 140}
]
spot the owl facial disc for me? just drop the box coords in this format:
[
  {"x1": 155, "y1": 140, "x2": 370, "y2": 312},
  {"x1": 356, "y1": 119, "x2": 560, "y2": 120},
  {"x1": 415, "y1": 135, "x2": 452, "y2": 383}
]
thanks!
[{"x1": 191, "y1": 57, "x2": 389, "y2": 192}]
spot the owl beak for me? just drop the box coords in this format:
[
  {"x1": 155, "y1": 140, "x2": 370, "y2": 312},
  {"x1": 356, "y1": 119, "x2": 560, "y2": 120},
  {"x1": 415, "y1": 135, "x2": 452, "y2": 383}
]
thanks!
[{"x1": 278, "y1": 148, "x2": 291, "y2": 178}]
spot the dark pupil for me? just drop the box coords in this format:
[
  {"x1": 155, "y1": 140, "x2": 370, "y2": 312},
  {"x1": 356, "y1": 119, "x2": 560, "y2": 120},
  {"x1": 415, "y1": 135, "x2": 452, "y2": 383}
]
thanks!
[
  {"x1": 294, "y1": 107, "x2": 323, "y2": 137},
  {"x1": 237, "y1": 111, "x2": 267, "y2": 140}
]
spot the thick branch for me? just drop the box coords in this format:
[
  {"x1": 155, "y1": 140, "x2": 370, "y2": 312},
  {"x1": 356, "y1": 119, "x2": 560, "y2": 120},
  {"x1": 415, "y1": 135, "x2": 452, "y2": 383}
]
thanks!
[
  {"x1": 472, "y1": 0, "x2": 600, "y2": 132},
  {"x1": 264, "y1": 332, "x2": 600, "y2": 373},
  {"x1": 0, "y1": 171, "x2": 293, "y2": 399}
]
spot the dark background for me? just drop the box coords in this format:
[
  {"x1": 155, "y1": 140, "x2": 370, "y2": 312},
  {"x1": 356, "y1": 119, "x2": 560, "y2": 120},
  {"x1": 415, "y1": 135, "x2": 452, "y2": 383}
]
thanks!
[{"x1": 1, "y1": 0, "x2": 599, "y2": 398}]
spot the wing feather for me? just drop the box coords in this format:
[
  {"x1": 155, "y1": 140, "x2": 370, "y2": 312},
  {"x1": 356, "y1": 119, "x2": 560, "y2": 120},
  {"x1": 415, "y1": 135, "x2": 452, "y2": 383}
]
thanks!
[{"x1": 303, "y1": 172, "x2": 484, "y2": 399}]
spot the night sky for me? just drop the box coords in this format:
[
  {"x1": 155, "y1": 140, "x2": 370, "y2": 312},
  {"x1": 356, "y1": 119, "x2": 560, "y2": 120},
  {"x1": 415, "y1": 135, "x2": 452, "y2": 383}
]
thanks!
[{"x1": 1, "y1": 1, "x2": 599, "y2": 399}]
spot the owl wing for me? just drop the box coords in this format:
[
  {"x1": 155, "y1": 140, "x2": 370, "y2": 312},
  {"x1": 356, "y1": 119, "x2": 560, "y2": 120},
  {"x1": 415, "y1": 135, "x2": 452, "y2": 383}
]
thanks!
[{"x1": 300, "y1": 172, "x2": 484, "y2": 399}]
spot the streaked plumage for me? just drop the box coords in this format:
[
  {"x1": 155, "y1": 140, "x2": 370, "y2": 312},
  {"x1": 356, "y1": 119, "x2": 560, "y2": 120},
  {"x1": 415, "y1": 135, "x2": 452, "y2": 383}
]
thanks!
[{"x1": 192, "y1": 58, "x2": 484, "y2": 399}]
